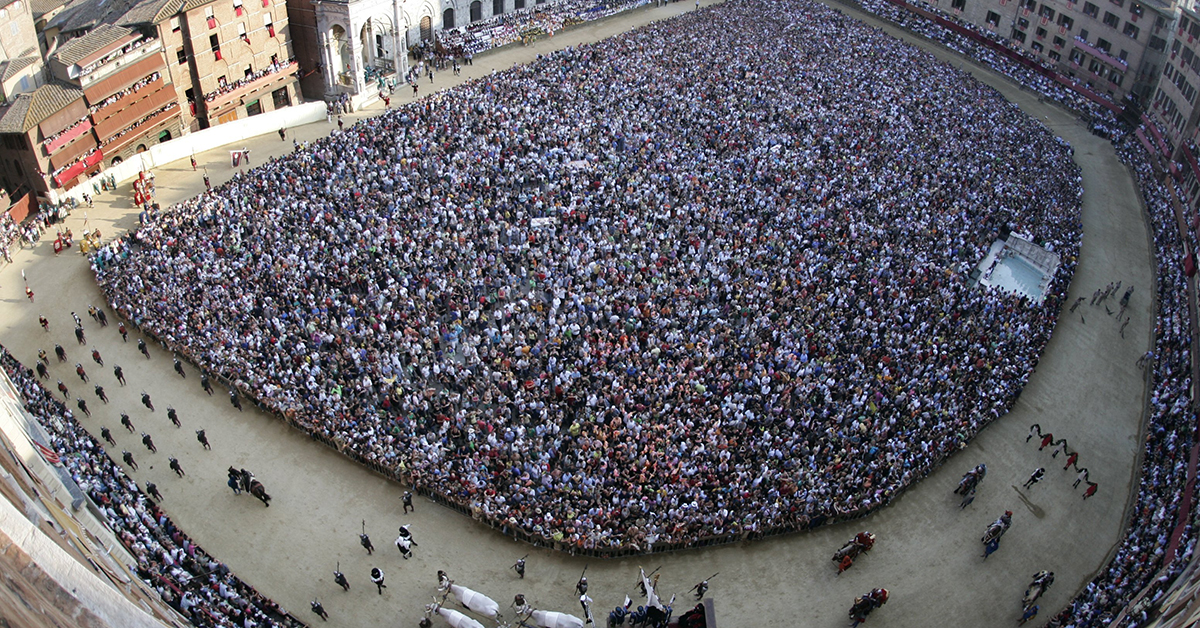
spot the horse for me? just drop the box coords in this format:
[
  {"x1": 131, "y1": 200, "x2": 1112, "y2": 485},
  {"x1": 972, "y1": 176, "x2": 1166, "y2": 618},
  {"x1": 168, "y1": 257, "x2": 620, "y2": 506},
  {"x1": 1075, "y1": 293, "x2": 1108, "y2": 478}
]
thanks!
[
  {"x1": 447, "y1": 583, "x2": 500, "y2": 618},
  {"x1": 849, "y1": 589, "x2": 888, "y2": 628},
  {"x1": 1022, "y1": 571, "x2": 1054, "y2": 610},
  {"x1": 982, "y1": 517, "x2": 1010, "y2": 544},
  {"x1": 832, "y1": 532, "x2": 875, "y2": 566},
  {"x1": 425, "y1": 602, "x2": 486, "y2": 628},
  {"x1": 249, "y1": 479, "x2": 271, "y2": 507},
  {"x1": 955, "y1": 464, "x2": 987, "y2": 495},
  {"x1": 529, "y1": 609, "x2": 585, "y2": 628},
  {"x1": 849, "y1": 597, "x2": 878, "y2": 627}
]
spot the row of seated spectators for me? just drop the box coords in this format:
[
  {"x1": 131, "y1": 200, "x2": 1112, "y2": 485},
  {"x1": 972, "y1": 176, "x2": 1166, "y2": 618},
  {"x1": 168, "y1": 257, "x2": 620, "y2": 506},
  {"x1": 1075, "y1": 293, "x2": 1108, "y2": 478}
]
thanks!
[
  {"x1": 0, "y1": 347, "x2": 304, "y2": 628},
  {"x1": 1037, "y1": 139, "x2": 1198, "y2": 628}
]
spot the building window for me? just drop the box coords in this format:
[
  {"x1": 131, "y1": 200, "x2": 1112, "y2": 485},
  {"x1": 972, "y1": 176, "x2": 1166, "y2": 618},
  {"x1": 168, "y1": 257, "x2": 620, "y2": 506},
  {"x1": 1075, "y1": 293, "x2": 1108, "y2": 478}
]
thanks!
[
  {"x1": 1012, "y1": 28, "x2": 1027, "y2": 42},
  {"x1": 244, "y1": 65, "x2": 253, "y2": 78},
  {"x1": 1096, "y1": 37, "x2": 1111, "y2": 52},
  {"x1": 986, "y1": 10, "x2": 1000, "y2": 26},
  {"x1": 1149, "y1": 35, "x2": 1166, "y2": 51},
  {"x1": 1017, "y1": 17, "x2": 1029, "y2": 29},
  {"x1": 234, "y1": 0, "x2": 243, "y2": 15},
  {"x1": 1089, "y1": 59, "x2": 1104, "y2": 73},
  {"x1": 1130, "y1": 2, "x2": 1142, "y2": 15},
  {"x1": 1049, "y1": 50, "x2": 1062, "y2": 61},
  {"x1": 246, "y1": 99, "x2": 262, "y2": 116},
  {"x1": 1102, "y1": 12, "x2": 1119, "y2": 28},
  {"x1": 264, "y1": 13, "x2": 274, "y2": 37},
  {"x1": 1109, "y1": 0, "x2": 1123, "y2": 6},
  {"x1": 1070, "y1": 49, "x2": 1085, "y2": 63},
  {"x1": 1038, "y1": 5, "x2": 1054, "y2": 20},
  {"x1": 1122, "y1": 22, "x2": 1138, "y2": 38},
  {"x1": 1036, "y1": 27, "x2": 1047, "y2": 39},
  {"x1": 211, "y1": 34, "x2": 222, "y2": 60},
  {"x1": 217, "y1": 76, "x2": 227, "y2": 88},
  {"x1": 1082, "y1": 2, "x2": 1098, "y2": 17},
  {"x1": 238, "y1": 22, "x2": 249, "y2": 43},
  {"x1": 1110, "y1": 70, "x2": 1123, "y2": 86},
  {"x1": 1058, "y1": 15, "x2": 1073, "y2": 29},
  {"x1": 493, "y1": 0, "x2": 503, "y2": 15},
  {"x1": 514, "y1": 0, "x2": 524, "y2": 8},
  {"x1": 950, "y1": 0, "x2": 965, "y2": 9},
  {"x1": 206, "y1": 7, "x2": 216, "y2": 28},
  {"x1": 170, "y1": 16, "x2": 181, "y2": 32},
  {"x1": 272, "y1": 86, "x2": 290, "y2": 108},
  {"x1": 1118, "y1": 48, "x2": 1127, "y2": 60},
  {"x1": 177, "y1": 47, "x2": 186, "y2": 65},
  {"x1": 1031, "y1": 41, "x2": 1044, "y2": 52},
  {"x1": 1053, "y1": 35, "x2": 1065, "y2": 47}
]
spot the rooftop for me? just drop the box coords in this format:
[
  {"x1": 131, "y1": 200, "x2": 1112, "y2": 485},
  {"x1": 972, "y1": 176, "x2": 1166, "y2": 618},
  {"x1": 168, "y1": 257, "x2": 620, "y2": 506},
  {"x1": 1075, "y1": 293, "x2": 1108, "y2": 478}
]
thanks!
[
  {"x1": 116, "y1": 0, "x2": 185, "y2": 26},
  {"x1": 0, "y1": 57, "x2": 40, "y2": 83},
  {"x1": 0, "y1": 82, "x2": 83, "y2": 133},
  {"x1": 49, "y1": 0, "x2": 147, "y2": 33},
  {"x1": 28, "y1": 0, "x2": 68, "y2": 18},
  {"x1": 50, "y1": 24, "x2": 136, "y2": 67}
]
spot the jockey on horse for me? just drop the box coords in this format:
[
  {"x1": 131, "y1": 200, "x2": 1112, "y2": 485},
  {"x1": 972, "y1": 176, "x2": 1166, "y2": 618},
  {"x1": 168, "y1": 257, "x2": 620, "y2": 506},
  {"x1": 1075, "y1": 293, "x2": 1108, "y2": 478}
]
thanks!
[
  {"x1": 1023, "y1": 571, "x2": 1055, "y2": 610},
  {"x1": 955, "y1": 463, "x2": 987, "y2": 495},
  {"x1": 849, "y1": 588, "x2": 889, "y2": 627},
  {"x1": 833, "y1": 531, "x2": 877, "y2": 571},
  {"x1": 982, "y1": 511, "x2": 1012, "y2": 544}
]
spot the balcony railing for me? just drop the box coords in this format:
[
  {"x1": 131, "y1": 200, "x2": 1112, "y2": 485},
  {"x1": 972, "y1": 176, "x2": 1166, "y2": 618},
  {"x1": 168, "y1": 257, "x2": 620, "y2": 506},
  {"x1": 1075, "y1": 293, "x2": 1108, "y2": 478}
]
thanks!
[{"x1": 203, "y1": 59, "x2": 297, "y2": 112}]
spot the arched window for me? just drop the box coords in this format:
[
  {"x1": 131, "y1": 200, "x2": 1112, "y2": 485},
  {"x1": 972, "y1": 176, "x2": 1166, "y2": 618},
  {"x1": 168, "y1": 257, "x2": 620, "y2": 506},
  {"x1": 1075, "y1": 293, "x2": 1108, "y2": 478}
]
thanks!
[
  {"x1": 470, "y1": 1, "x2": 481, "y2": 21},
  {"x1": 492, "y1": 0, "x2": 503, "y2": 15},
  {"x1": 443, "y1": 8, "x2": 455, "y2": 29}
]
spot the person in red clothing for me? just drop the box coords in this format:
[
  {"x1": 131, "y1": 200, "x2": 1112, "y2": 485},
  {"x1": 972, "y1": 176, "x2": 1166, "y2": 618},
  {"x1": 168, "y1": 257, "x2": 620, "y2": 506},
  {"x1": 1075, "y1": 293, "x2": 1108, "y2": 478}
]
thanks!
[
  {"x1": 1083, "y1": 483, "x2": 1098, "y2": 499},
  {"x1": 1063, "y1": 451, "x2": 1079, "y2": 470},
  {"x1": 1039, "y1": 433, "x2": 1054, "y2": 450}
]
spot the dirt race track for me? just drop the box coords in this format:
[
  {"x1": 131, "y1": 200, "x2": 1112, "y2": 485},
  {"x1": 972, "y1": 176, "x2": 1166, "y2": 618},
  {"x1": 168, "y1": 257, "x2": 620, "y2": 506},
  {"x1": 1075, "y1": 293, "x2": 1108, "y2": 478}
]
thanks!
[{"x1": 0, "y1": 1, "x2": 1155, "y2": 626}]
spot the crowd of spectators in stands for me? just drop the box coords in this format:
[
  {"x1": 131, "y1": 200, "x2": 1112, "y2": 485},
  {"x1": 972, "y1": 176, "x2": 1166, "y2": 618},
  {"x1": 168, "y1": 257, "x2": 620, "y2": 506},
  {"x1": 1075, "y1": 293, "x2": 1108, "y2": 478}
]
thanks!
[
  {"x1": 856, "y1": 0, "x2": 1123, "y2": 129},
  {"x1": 841, "y1": 2, "x2": 1200, "y2": 627},
  {"x1": 91, "y1": 0, "x2": 1084, "y2": 552},
  {"x1": 0, "y1": 347, "x2": 303, "y2": 628},
  {"x1": 1035, "y1": 135, "x2": 1197, "y2": 628}
]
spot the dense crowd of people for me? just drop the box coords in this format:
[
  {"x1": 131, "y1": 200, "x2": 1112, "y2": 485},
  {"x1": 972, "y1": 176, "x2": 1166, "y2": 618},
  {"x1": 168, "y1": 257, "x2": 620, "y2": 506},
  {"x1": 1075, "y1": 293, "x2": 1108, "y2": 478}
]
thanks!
[
  {"x1": 91, "y1": 0, "x2": 1083, "y2": 551},
  {"x1": 0, "y1": 347, "x2": 302, "y2": 628},
  {"x1": 856, "y1": 0, "x2": 1123, "y2": 127},
  {"x1": 437, "y1": 0, "x2": 648, "y2": 57}
]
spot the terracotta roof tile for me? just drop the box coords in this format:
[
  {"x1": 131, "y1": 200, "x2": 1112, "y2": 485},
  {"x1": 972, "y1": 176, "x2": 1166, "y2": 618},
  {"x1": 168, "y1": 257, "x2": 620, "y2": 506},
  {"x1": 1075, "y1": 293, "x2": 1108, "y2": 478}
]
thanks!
[{"x1": 51, "y1": 24, "x2": 135, "y2": 66}]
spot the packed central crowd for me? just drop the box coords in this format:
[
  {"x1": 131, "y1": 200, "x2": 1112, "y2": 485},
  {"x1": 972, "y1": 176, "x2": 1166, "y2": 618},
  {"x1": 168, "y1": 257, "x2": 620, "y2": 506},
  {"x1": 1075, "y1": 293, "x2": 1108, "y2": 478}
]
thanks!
[{"x1": 92, "y1": 0, "x2": 1083, "y2": 550}]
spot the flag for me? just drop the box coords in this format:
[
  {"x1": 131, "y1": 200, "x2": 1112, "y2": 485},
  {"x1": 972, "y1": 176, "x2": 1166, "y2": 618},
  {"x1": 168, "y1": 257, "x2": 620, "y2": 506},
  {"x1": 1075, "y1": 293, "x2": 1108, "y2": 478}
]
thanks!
[{"x1": 33, "y1": 440, "x2": 60, "y2": 465}]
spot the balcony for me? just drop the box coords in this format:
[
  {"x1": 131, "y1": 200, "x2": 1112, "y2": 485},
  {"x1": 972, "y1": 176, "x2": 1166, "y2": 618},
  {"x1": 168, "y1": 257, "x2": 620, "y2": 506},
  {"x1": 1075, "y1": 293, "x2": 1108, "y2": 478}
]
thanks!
[
  {"x1": 53, "y1": 149, "x2": 103, "y2": 187},
  {"x1": 203, "y1": 60, "x2": 297, "y2": 117},
  {"x1": 101, "y1": 105, "x2": 180, "y2": 156},
  {"x1": 43, "y1": 119, "x2": 92, "y2": 156},
  {"x1": 84, "y1": 55, "x2": 167, "y2": 104},
  {"x1": 48, "y1": 133, "x2": 99, "y2": 170},
  {"x1": 94, "y1": 88, "x2": 177, "y2": 142},
  {"x1": 91, "y1": 76, "x2": 165, "y2": 120},
  {"x1": 1073, "y1": 37, "x2": 1129, "y2": 70}
]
